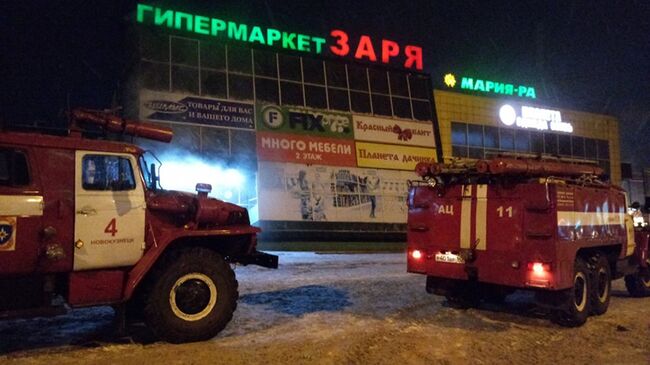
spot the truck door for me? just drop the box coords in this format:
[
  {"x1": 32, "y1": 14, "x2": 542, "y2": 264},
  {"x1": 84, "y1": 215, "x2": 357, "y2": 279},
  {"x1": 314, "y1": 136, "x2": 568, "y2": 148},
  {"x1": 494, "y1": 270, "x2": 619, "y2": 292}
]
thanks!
[{"x1": 74, "y1": 151, "x2": 145, "y2": 270}]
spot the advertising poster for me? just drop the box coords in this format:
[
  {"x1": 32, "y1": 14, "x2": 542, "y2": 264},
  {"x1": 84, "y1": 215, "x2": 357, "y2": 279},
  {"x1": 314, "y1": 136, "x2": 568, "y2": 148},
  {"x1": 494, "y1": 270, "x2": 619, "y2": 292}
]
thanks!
[
  {"x1": 257, "y1": 131, "x2": 356, "y2": 167},
  {"x1": 139, "y1": 89, "x2": 254, "y2": 130},
  {"x1": 258, "y1": 161, "x2": 415, "y2": 223},
  {"x1": 257, "y1": 104, "x2": 354, "y2": 139},
  {"x1": 355, "y1": 142, "x2": 437, "y2": 170},
  {"x1": 353, "y1": 115, "x2": 435, "y2": 147}
]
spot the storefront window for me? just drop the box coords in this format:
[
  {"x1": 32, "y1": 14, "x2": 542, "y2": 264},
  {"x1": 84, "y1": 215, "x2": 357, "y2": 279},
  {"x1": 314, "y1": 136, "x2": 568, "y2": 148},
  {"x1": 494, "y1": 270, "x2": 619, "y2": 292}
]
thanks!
[
  {"x1": 201, "y1": 70, "x2": 227, "y2": 98},
  {"x1": 451, "y1": 122, "x2": 467, "y2": 145},
  {"x1": 585, "y1": 138, "x2": 597, "y2": 159},
  {"x1": 371, "y1": 94, "x2": 391, "y2": 116},
  {"x1": 350, "y1": 92, "x2": 371, "y2": 114},
  {"x1": 171, "y1": 37, "x2": 198, "y2": 66},
  {"x1": 389, "y1": 73, "x2": 409, "y2": 97},
  {"x1": 280, "y1": 81, "x2": 304, "y2": 107},
  {"x1": 253, "y1": 50, "x2": 278, "y2": 78},
  {"x1": 571, "y1": 136, "x2": 585, "y2": 158},
  {"x1": 328, "y1": 88, "x2": 349, "y2": 111},
  {"x1": 228, "y1": 74, "x2": 253, "y2": 100},
  {"x1": 302, "y1": 58, "x2": 324, "y2": 84},
  {"x1": 305, "y1": 85, "x2": 327, "y2": 109},
  {"x1": 255, "y1": 78, "x2": 279, "y2": 104},
  {"x1": 326, "y1": 62, "x2": 347, "y2": 88},
  {"x1": 412, "y1": 100, "x2": 432, "y2": 121},
  {"x1": 171, "y1": 66, "x2": 199, "y2": 94},
  {"x1": 408, "y1": 75, "x2": 429, "y2": 99},
  {"x1": 558, "y1": 135, "x2": 572, "y2": 156},
  {"x1": 369, "y1": 69, "x2": 389, "y2": 94},
  {"x1": 515, "y1": 130, "x2": 530, "y2": 152},
  {"x1": 347, "y1": 65, "x2": 368, "y2": 92},
  {"x1": 279, "y1": 54, "x2": 301, "y2": 81},
  {"x1": 392, "y1": 97, "x2": 411, "y2": 119},
  {"x1": 544, "y1": 133, "x2": 558, "y2": 155},
  {"x1": 467, "y1": 124, "x2": 483, "y2": 147},
  {"x1": 141, "y1": 61, "x2": 169, "y2": 90},
  {"x1": 499, "y1": 129, "x2": 514, "y2": 151},
  {"x1": 200, "y1": 42, "x2": 225, "y2": 70},
  {"x1": 483, "y1": 126, "x2": 498, "y2": 148},
  {"x1": 530, "y1": 132, "x2": 544, "y2": 154},
  {"x1": 228, "y1": 46, "x2": 252, "y2": 74},
  {"x1": 597, "y1": 140, "x2": 609, "y2": 160}
]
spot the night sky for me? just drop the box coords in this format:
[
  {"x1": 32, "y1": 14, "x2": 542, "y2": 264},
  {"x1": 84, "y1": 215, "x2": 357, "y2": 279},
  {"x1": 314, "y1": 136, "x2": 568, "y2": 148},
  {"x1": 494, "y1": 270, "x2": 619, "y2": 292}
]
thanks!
[{"x1": 3, "y1": 0, "x2": 649, "y2": 171}]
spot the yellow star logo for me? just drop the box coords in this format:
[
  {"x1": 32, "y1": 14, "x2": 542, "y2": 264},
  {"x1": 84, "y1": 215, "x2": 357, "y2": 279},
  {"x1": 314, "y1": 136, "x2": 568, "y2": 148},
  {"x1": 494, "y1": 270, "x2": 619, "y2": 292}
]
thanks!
[
  {"x1": 444, "y1": 73, "x2": 457, "y2": 88},
  {"x1": 0, "y1": 228, "x2": 7, "y2": 240}
]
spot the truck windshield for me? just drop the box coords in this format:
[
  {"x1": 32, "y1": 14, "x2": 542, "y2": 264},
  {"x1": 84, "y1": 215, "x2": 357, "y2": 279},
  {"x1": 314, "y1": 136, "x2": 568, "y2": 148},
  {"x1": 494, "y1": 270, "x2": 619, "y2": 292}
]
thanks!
[{"x1": 139, "y1": 151, "x2": 162, "y2": 191}]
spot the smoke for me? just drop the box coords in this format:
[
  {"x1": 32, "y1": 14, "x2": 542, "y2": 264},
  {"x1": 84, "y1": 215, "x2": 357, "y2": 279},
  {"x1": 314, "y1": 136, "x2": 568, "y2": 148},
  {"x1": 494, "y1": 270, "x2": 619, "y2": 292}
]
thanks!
[{"x1": 147, "y1": 148, "x2": 257, "y2": 218}]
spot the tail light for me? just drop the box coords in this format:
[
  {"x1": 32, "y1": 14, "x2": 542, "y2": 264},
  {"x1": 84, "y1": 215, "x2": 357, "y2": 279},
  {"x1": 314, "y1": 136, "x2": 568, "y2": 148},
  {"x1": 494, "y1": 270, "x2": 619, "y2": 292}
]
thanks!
[
  {"x1": 410, "y1": 249, "x2": 423, "y2": 260},
  {"x1": 526, "y1": 261, "x2": 552, "y2": 288}
]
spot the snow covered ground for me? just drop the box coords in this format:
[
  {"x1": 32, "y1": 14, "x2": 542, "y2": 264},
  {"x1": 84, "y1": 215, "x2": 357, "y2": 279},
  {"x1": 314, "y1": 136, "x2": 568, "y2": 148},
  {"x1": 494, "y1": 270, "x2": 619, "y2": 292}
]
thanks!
[{"x1": 1, "y1": 252, "x2": 649, "y2": 364}]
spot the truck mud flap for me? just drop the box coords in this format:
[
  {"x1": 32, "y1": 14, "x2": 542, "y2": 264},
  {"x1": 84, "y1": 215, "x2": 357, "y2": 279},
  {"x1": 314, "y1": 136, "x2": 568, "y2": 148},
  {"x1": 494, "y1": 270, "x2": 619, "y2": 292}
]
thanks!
[{"x1": 236, "y1": 251, "x2": 279, "y2": 269}]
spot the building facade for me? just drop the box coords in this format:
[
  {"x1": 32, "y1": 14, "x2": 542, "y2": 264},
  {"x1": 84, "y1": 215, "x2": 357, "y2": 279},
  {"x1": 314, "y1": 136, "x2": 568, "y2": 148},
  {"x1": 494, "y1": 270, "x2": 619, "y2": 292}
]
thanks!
[
  {"x1": 127, "y1": 3, "x2": 440, "y2": 240},
  {"x1": 435, "y1": 73, "x2": 621, "y2": 184}
]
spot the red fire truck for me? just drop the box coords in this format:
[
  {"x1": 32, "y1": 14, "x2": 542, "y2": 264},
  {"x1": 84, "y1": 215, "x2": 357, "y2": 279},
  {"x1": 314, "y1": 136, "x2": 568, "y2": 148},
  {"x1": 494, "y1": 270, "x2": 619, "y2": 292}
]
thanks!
[
  {"x1": 0, "y1": 109, "x2": 277, "y2": 343},
  {"x1": 407, "y1": 157, "x2": 650, "y2": 326}
]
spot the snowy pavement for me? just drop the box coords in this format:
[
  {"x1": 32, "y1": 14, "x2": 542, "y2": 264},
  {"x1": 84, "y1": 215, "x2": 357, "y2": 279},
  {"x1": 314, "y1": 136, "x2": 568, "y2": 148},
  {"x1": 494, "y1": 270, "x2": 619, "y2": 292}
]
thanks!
[{"x1": 1, "y1": 252, "x2": 649, "y2": 364}]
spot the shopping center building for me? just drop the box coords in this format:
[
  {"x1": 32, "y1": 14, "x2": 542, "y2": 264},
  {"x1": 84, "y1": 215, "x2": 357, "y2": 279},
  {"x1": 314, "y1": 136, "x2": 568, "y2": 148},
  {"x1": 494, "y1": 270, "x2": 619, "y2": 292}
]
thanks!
[
  {"x1": 435, "y1": 72, "x2": 621, "y2": 184},
  {"x1": 126, "y1": 3, "x2": 621, "y2": 241}
]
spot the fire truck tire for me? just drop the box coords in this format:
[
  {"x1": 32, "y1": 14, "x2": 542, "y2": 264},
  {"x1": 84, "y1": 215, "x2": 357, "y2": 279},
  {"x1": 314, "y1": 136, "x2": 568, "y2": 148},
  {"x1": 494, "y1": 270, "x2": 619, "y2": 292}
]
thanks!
[
  {"x1": 624, "y1": 271, "x2": 650, "y2": 297},
  {"x1": 590, "y1": 256, "x2": 611, "y2": 315},
  {"x1": 553, "y1": 257, "x2": 590, "y2": 327},
  {"x1": 143, "y1": 247, "x2": 238, "y2": 343}
]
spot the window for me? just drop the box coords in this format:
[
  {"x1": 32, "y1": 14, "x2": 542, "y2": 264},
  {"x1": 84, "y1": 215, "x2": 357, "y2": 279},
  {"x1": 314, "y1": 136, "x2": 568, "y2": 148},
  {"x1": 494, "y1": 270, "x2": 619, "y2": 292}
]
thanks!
[
  {"x1": 597, "y1": 140, "x2": 610, "y2": 160},
  {"x1": 82, "y1": 155, "x2": 135, "y2": 191},
  {"x1": 585, "y1": 138, "x2": 597, "y2": 159},
  {"x1": 255, "y1": 77, "x2": 279, "y2": 104},
  {"x1": 369, "y1": 69, "x2": 389, "y2": 94},
  {"x1": 279, "y1": 54, "x2": 301, "y2": 81},
  {"x1": 229, "y1": 74, "x2": 253, "y2": 100},
  {"x1": 200, "y1": 42, "x2": 226, "y2": 70},
  {"x1": 451, "y1": 122, "x2": 467, "y2": 145},
  {"x1": 305, "y1": 85, "x2": 327, "y2": 109},
  {"x1": 572, "y1": 136, "x2": 585, "y2": 158},
  {"x1": 348, "y1": 65, "x2": 368, "y2": 91},
  {"x1": 171, "y1": 66, "x2": 199, "y2": 94},
  {"x1": 326, "y1": 62, "x2": 347, "y2": 88},
  {"x1": 0, "y1": 149, "x2": 29, "y2": 186},
  {"x1": 201, "y1": 70, "x2": 227, "y2": 98},
  {"x1": 228, "y1": 46, "x2": 252, "y2": 74},
  {"x1": 544, "y1": 133, "x2": 558, "y2": 155},
  {"x1": 302, "y1": 58, "x2": 324, "y2": 84},
  {"x1": 281, "y1": 81, "x2": 304, "y2": 107},
  {"x1": 328, "y1": 88, "x2": 349, "y2": 111},
  {"x1": 253, "y1": 50, "x2": 277, "y2": 78},
  {"x1": 515, "y1": 130, "x2": 530, "y2": 152},
  {"x1": 530, "y1": 132, "x2": 544, "y2": 154},
  {"x1": 392, "y1": 97, "x2": 411, "y2": 119},
  {"x1": 499, "y1": 129, "x2": 514, "y2": 151},
  {"x1": 558, "y1": 135, "x2": 572, "y2": 156},
  {"x1": 371, "y1": 94, "x2": 391, "y2": 116},
  {"x1": 484, "y1": 126, "x2": 498, "y2": 149},
  {"x1": 350, "y1": 91, "x2": 371, "y2": 114},
  {"x1": 171, "y1": 37, "x2": 198, "y2": 66},
  {"x1": 467, "y1": 124, "x2": 483, "y2": 147},
  {"x1": 389, "y1": 73, "x2": 409, "y2": 97},
  {"x1": 412, "y1": 100, "x2": 432, "y2": 121},
  {"x1": 409, "y1": 75, "x2": 429, "y2": 99}
]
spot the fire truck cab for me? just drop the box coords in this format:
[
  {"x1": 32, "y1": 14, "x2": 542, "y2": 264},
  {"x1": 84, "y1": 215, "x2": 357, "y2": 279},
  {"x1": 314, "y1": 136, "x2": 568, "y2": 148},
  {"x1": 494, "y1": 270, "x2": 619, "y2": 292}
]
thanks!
[
  {"x1": 0, "y1": 109, "x2": 278, "y2": 343},
  {"x1": 407, "y1": 158, "x2": 650, "y2": 326}
]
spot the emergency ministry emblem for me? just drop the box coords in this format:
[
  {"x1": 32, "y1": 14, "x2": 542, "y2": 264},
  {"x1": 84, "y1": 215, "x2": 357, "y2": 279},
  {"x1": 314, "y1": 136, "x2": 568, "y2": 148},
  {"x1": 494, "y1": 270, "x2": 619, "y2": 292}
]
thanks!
[{"x1": 0, "y1": 217, "x2": 16, "y2": 251}]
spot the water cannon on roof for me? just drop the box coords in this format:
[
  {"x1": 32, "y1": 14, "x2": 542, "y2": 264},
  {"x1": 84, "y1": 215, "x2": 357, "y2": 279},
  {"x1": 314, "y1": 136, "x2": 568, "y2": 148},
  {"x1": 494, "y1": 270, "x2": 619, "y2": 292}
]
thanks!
[{"x1": 69, "y1": 108, "x2": 173, "y2": 143}]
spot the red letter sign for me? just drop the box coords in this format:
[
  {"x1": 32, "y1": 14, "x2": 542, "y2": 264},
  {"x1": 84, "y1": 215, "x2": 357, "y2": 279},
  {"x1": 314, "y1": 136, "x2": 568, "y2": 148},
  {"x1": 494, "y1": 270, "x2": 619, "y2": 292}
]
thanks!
[
  {"x1": 354, "y1": 35, "x2": 377, "y2": 62},
  {"x1": 330, "y1": 29, "x2": 350, "y2": 56},
  {"x1": 381, "y1": 40, "x2": 399, "y2": 64},
  {"x1": 404, "y1": 45, "x2": 423, "y2": 70}
]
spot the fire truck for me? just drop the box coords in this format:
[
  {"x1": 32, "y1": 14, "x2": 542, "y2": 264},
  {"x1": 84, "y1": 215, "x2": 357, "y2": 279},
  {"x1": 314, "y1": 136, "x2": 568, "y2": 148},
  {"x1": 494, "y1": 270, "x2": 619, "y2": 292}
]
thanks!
[
  {"x1": 0, "y1": 109, "x2": 278, "y2": 343},
  {"x1": 407, "y1": 157, "x2": 650, "y2": 326}
]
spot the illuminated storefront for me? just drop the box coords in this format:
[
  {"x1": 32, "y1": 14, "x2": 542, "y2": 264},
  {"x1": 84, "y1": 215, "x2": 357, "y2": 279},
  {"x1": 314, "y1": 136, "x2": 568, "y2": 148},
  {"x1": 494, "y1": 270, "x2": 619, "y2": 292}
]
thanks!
[
  {"x1": 128, "y1": 3, "x2": 440, "y2": 240},
  {"x1": 437, "y1": 73, "x2": 621, "y2": 184}
]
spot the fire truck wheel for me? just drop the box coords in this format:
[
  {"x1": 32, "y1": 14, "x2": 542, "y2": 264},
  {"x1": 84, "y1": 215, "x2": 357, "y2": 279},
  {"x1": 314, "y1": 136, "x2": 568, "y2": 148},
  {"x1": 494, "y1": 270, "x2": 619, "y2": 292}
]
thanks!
[
  {"x1": 143, "y1": 247, "x2": 238, "y2": 343},
  {"x1": 624, "y1": 271, "x2": 650, "y2": 297},
  {"x1": 554, "y1": 257, "x2": 590, "y2": 327},
  {"x1": 590, "y1": 256, "x2": 611, "y2": 315}
]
